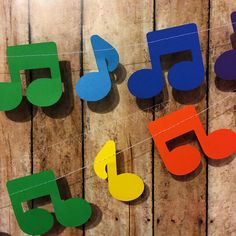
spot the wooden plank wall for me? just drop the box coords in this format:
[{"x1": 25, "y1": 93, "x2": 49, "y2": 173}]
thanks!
[
  {"x1": 154, "y1": 1, "x2": 209, "y2": 235},
  {"x1": 208, "y1": 1, "x2": 236, "y2": 235},
  {"x1": 0, "y1": 1, "x2": 30, "y2": 235},
  {"x1": 0, "y1": 0, "x2": 235, "y2": 235}
]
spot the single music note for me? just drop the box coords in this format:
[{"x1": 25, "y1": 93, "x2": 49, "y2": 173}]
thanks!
[
  {"x1": 215, "y1": 12, "x2": 236, "y2": 80},
  {"x1": 128, "y1": 23, "x2": 204, "y2": 99},
  {"x1": 148, "y1": 105, "x2": 236, "y2": 176},
  {"x1": 7, "y1": 170, "x2": 92, "y2": 235},
  {"x1": 4, "y1": 42, "x2": 63, "y2": 111},
  {"x1": 93, "y1": 140, "x2": 144, "y2": 201},
  {"x1": 76, "y1": 35, "x2": 119, "y2": 101}
]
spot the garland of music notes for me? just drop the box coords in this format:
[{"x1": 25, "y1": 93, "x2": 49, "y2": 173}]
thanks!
[{"x1": 4, "y1": 12, "x2": 236, "y2": 235}]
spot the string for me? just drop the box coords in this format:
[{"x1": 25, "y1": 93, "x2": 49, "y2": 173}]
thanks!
[
  {"x1": 0, "y1": 98, "x2": 171, "y2": 171},
  {"x1": 12, "y1": 41, "x2": 233, "y2": 157},
  {"x1": 3, "y1": 21, "x2": 236, "y2": 58},
  {"x1": 0, "y1": 20, "x2": 235, "y2": 210},
  {"x1": 0, "y1": 40, "x2": 233, "y2": 174},
  {"x1": 0, "y1": 92, "x2": 235, "y2": 210},
  {"x1": 0, "y1": 147, "x2": 152, "y2": 211},
  {"x1": 6, "y1": 53, "x2": 234, "y2": 165},
  {"x1": 0, "y1": 39, "x2": 232, "y2": 71},
  {"x1": 1, "y1": 90, "x2": 234, "y2": 203}
]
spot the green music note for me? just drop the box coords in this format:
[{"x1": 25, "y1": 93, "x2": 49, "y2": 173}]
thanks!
[
  {"x1": 3, "y1": 42, "x2": 63, "y2": 111},
  {"x1": 7, "y1": 170, "x2": 92, "y2": 235}
]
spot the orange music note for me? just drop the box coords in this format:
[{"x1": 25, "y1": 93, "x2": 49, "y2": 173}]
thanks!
[{"x1": 148, "y1": 105, "x2": 236, "y2": 176}]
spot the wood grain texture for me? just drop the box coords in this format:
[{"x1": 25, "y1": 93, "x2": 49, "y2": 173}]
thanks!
[
  {"x1": 82, "y1": 0, "x2": 153, "y2": 235},
  {"x1": 0, "y1": 1, "x2": 30, "y2": 235},
  {"x1": 29, "y1": 0, "x2": 83, "y2": 235},
  {"x1": 208, "y1": 1, "x2": 236, "y2": 235},
  {"x1": 153, "y1": 1, "x2": 209, "y2": 235},
  {"x1": 0, "y1": 1, "x2": 236, "y2": 236}
]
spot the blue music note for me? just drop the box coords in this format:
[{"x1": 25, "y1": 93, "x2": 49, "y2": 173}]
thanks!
[
  {"x1": 214, "y1": 12, "x2": 236, "y2": 80},
  {"x1": 76, "y1": 35, "x2": 119, "y2": 101},
  {"x1": 128, "y1": 23, "x2": 205, "y2": 99}
]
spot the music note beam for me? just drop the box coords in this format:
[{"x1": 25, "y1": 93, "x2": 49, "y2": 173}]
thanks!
[
  {"x1": 215, "y1": 12, "x2": 236, "y2": 80},
  {"x1": 148, "y1": 105, "x2": 236, "y2": 176},
  {"x1": 7, "y1": 170, "x2": 92, "y2": 235},
  {"x1": 0, "y1": 42, "x2": 63, "y2": 111},
  {"x1": 76, "y1": 35, "x2": 119, "y2": 101},
  {"x1": 128, "y1": 23, "x2": 205, "y2": 99},
  {"x1": 93, "y1": 140, "x2": 144, "y2": 202}
]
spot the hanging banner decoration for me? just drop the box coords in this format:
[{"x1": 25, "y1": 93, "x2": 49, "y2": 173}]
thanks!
[
  {"x1": 148, "y1": 105, "x2": 236, "y2": 176},
  {"x1": 3, "y1": 42, "x2": 62, "y2": 111},
  {"x1": 2, "y1": 11, "x2": 236, "y2": 234},
  {"x1": 128, "y1": 23, "x2": 205, "y2": 99},
  {"x1": 6, "y1": 170, "x2": 92, "y2": 235},
  {"x1": 76, "y1": 35, "x2": 119, "y2": 101},
  {"x1": 94, "y1": 140, "x2": 144, "y2": 201},
  {"x1": 0, "y1": 13, "x2": 236, "y2": 109},
  {"x1": 215, "y1": 12, "x2": 236, "y2": 80}
]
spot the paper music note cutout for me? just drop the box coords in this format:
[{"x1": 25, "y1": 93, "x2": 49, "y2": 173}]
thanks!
[
  {"x1": 128, "y1": 23, "x2": 205, "y2": 99},
  {"x1": 93, "y1": 140, "x2": 144, "y2": 201},
  {"x1": 76, "y1": 35, "x2": 119, "y2": 101},
  {"x1": 1, "y1": 42, "x2": 63, "y2": 111},
  {"x1": 148, "y1": 105, "x2": 236, "y2": 176},
  {"x1": 215, "y1": 12, "x2": 236, "y2": 80},
  {"x1": 7, "y1": 170, "x2": 92, "y2": 235}
]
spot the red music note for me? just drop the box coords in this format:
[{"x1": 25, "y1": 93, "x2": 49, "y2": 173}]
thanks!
[{"x1": 148, "y1": 105, "x2": 236, "y2": 176}]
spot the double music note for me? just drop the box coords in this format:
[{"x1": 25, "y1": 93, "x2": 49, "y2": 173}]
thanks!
[
  {"x1": 2, "y1": 42, "x2": 63, "y2": 111},
  {"x1": 148, "y1": 105, "x2": 236, "y2": 175},
  {"x1": 215, "y1": 12, "x2": 236, "y2": 80},
  {"x1": 128, "y1": 23, "x2": 205, "y2": 99},
  {"x1": 76, "y1": 35, "x2": 119, "y2": 101},
  {"x1": 93, "y1": 140, "x2": 144, "y2": 201},
  {"x1": 7, "y1": 170, "x2": 92, "y2": 235}
]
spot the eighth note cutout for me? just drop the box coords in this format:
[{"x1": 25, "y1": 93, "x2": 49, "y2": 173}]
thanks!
[
  {"x1": 2, "y1": 42, "x2": 63, "y2": 111},
  {"x1": 94, "y1": 140, "x2": 144, "y2": 201},
  {"x1": 76, "y1": 35, "x2": 119, "y2": 101},
  {"x1": 148, "y1": 105, "x2": 236, "y2": 176},
  {"x1": 128, "y1": 23, "x2": 204, "y2": 99},
  {"x1": 7, "y1": 170, "x2": 92, "y2": 235}
]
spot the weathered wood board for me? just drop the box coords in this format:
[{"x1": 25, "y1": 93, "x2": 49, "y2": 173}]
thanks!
[
  {"x1": 0, "y1": 1, "x2": 30, "y2": 235},
  {"x1": 0, "y1": 1, "x2": 235, "y2": 236},
  {"x1": 208, "y1": 1, "x2": 236, "y2": 235}
]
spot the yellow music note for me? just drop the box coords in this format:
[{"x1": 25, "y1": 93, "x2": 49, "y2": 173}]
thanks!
[{"x1": 94, "y1": 140, "x2": 144, "y2": 201}]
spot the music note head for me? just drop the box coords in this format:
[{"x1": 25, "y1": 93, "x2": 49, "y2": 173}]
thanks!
[
  {"x1": 128, "y1": 68, "x2": 164, "y2": 99},
  {"x1": 214, "y1": 49, "x2": 236, "y2": 80},
  {"x1": 0, "y1": 82, "x2": 22, "y2": 111},
  {"x1": 168, "y1": 60, "x2": 205, "y2": 91},
  {"x1": 109, "y1": 173, "x2": 145, "y2": 201},
  {"x1": 203, "y1": 129, "x2": 236, "y2": 159},
  {"x1": 20, "y1": 208, "x2": 54, "y2": 235},
  {"x1": 26, "y1": 79, "x2": 62, "y2": 106},
  {"x1": 55, "y1": 198, "x2": 92, "y2": 227},
  {"x1": 76, "y1": 35, "x2": 119, "y2": 101},
  {"x1": 76, "y1": 67, "x2": 112, "y2": 102},
  {"x1": 163, "y1": 145, "x2": 202, "y2": 175}
]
